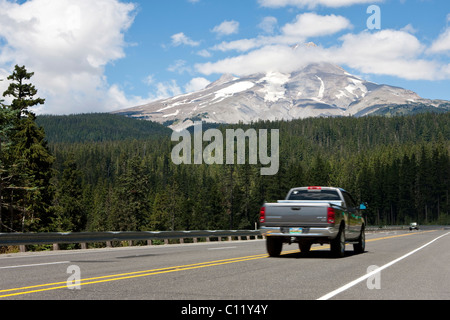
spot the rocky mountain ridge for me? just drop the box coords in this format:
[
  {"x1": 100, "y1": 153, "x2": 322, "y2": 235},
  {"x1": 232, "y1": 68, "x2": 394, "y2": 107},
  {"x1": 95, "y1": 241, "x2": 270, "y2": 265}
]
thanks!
[{"x1": 114, "y1": 62, "x2": 448, "y2": 131}]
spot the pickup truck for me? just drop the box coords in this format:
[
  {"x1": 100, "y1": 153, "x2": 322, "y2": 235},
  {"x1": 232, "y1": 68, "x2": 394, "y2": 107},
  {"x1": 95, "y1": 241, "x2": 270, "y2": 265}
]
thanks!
[{"x1": 259, "y1": 186, "x2": 366, "y2": 258}]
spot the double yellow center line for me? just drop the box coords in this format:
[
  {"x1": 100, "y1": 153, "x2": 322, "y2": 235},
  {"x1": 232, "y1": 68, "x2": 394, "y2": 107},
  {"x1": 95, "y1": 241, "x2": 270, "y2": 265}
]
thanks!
[
  {"x1": 0, "y1": 252, "x2": 271, "y2": 298},
  {"x1": 0, "y1": 230, "x2": 436, "y2": 298}
]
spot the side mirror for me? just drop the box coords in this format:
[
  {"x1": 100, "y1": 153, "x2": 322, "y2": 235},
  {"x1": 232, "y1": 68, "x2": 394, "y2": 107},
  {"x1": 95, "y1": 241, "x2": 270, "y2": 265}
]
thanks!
[{"x1": 359, "y1": 203, "x2": 367, "y2": 210}]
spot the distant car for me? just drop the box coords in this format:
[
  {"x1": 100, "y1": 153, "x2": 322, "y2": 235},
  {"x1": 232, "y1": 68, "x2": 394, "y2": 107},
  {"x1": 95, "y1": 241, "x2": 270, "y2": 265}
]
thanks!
[{"x1": 409, "y1": 222, "x2": 419, "y2": 231}]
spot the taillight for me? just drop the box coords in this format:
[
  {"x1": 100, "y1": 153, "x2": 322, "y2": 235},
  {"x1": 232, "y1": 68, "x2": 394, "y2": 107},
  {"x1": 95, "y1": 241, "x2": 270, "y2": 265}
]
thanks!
[
  {"x1": 327, "y1": 207, "x2": 336, "y2": 224},
  {"x1": 260, "y1": 207, "x2": 266, "y2": 223}
]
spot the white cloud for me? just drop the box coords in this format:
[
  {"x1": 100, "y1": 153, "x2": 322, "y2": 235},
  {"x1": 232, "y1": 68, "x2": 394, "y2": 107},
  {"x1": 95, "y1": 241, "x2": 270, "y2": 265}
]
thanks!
[
  {"x1": 332, "y1": 30, "x2": 442, "y2": 80},
  {"x1": 0, "y1": 67, "x2": 11, "y2": 104},
  {"x1": 197, "y1": 49, "x2": 212, "y2": 58},
  {"x1": 282, "y1": 13, "x2": 352, "y2": 38},
  {"x1": 0, "y1": 0, "x2": 137, "y2": 114},
  {"x1": 429, "y1": 28, "x2": 450, "y2": 54},
  {"x1": 171, "y1": 32, "x2": 201, "y2": 47},
  {"x1": 143, "y1": 74, "x2": 155, "y2": 86},
  {"x1": 107, "y1": 84, "x2": 154, "y2": 110},
  {"x1": 197, "y1": 44, "x2": 325, "y2": 76},
  {"x1": 212, "y1": 20, "x2": 240, "y2": 37},
  {"x1": 213, "y1": 37, "x2": 275, "y2": 52},
  {"x1": 156, "y1": 80, "x2": 183, "y2": 98},
  {"x1": 185, "y1": 77, "x2": 211, "y2": 92},
  {"x1": 108, "y1": 78, "x2": 185, "y2": 109},
  {"x1": 197, "y1": 29, "x2": 450, "y2": 81},
  {"x1": 258, "y1": 0, "x2": 381, "y2": 9},
  {"x1": 212, "y1": 13, "x2": 351, "y2": 52},
  {"x1": 258, "y1": 16, "x2": 278, "y2": 34},
  {"x1": 168, "y1": 59, "x2": 192, "y2": 74}
]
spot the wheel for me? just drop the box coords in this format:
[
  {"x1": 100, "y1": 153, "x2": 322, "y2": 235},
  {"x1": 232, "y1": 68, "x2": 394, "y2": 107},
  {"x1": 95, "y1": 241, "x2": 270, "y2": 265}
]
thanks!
[
  {"x1": 353, "y1": 227, "x2": 365, "y2": 254},
  {"x1": 299, "y1": 242, "x2": 311, "y2": 253},
  {"x1": 266, "y1": 237, "x2": 283, "y2": 257},
  {"x1": 331, "y1": 227, "x2": 346, "y2": 258}
]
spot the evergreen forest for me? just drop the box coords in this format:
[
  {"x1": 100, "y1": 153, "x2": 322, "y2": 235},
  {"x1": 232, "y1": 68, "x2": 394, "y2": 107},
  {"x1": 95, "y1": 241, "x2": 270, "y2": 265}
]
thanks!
[{"x1": 1, "y1": 66, "x2": 450, "y2": 236}]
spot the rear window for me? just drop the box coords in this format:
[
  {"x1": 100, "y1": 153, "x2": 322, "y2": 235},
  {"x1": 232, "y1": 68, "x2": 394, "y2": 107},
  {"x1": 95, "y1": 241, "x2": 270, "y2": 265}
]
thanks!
[{"x1": 287, "y1": 189, "x2": 341, "y2": 201}]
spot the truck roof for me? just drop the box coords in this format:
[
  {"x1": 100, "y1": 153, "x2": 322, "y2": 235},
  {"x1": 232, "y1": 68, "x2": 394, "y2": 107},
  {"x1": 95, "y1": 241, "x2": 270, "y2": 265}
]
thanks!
[{"x1": 293, "y1": 186, "x2": 347, "y2": 192}]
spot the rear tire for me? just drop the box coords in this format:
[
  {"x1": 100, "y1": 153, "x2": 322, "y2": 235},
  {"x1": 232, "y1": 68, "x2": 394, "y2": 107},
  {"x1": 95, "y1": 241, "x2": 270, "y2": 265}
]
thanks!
[
  {"x1": 331, "y1": 227, "x2": 345, "y2": 258},
  {"x1": 353, "y1": 227, "x2": 365, "y2": 254},
  {"x1": 266, "y1": 237, "x2": 283, "y2": 257}
]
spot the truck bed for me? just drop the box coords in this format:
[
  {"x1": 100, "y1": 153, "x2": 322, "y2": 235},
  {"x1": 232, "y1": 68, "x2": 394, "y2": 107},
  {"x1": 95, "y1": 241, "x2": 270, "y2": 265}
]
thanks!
[{"x1": 263, "y1": 201, "x2": 343, "y2": 227}]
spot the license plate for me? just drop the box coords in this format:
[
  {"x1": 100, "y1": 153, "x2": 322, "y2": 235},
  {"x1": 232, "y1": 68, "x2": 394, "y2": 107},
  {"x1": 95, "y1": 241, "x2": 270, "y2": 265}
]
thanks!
[{"x1": 289, "y1": 228, "x2": 303, "y2": 235}]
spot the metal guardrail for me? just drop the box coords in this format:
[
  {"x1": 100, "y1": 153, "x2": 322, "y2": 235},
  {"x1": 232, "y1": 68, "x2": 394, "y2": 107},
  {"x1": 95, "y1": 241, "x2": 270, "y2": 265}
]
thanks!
[
  {"x1": 366, "y1": 225, "x2": 448, "y2": 232},
  {"x1": 2, "y1": 225, "x2": 446, "y2": 252},
  {"x1": 0, "y1": 230, "x2": 263, "y2": 252},
  {"x1": 365, "y1": 225, "x2": 408, "y2": 232}
]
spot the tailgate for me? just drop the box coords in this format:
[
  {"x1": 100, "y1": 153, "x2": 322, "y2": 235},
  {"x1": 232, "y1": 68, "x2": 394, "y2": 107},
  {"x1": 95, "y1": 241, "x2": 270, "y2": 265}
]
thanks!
[{"x1": 264, "y1": 203, "x2": 329, "y2": 227}]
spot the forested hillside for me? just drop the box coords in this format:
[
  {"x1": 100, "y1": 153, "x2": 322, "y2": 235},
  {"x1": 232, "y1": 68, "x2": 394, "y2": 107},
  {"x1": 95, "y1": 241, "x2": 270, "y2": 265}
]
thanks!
[
  {"x1": 36, "y1": 113, "x2": 171, "y2": 143},
  {"x1": 30, "y1": 112, "x2": 450, "y2": 234}
]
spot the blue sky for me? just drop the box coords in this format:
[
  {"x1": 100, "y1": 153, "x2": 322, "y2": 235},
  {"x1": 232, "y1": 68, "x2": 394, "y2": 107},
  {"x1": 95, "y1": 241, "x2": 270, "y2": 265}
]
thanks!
[{"x1": 0, "y1": 0, "x2": 449, "y2": 115}]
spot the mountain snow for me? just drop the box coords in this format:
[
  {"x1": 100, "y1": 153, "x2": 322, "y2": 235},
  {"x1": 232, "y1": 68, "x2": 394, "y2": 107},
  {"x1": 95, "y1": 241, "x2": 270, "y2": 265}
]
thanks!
[
  {"x1": 213, "y1": 81, "x2": 255, "y2": 101},
  {"x1": 114, "y1": 61, "x2": 442, "y2": 131},
  {"x1": 258, "y1": 71, "x2": 290, "y2": 102}
]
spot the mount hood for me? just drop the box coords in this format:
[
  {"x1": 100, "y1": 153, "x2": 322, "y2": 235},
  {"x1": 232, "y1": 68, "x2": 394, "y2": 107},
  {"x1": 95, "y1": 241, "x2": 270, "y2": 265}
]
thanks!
[{"x1": 114, "y1": 62, "x2": 448, "y2": 131}]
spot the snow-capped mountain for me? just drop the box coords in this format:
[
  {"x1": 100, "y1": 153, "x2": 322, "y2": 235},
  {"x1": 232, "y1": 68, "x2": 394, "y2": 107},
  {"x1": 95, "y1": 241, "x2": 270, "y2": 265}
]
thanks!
[{"x1": 114, "y1": 62, "x2": 446, "y2": 131}]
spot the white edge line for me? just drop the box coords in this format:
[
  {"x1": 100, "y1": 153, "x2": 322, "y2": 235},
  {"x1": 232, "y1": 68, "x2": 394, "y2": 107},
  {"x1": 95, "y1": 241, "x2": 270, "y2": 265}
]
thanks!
[
  {"x1": 0, "y1": 261, "x2": 71, "y2": 270},
  {"x1": 317, "y1": 232, "x2": 450, "y2": 300}
]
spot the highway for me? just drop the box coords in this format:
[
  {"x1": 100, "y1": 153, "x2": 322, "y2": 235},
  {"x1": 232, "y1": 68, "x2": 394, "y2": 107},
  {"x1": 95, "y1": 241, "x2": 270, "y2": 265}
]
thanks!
[{"x1": 0, "y1": 229, "x2": 449, "y2": 304}]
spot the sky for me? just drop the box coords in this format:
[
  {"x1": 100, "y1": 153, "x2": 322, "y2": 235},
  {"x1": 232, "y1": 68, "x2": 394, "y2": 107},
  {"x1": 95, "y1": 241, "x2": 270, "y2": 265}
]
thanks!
[{"x1": 0, "y1": 0, "x2": 449, "y2": 115}]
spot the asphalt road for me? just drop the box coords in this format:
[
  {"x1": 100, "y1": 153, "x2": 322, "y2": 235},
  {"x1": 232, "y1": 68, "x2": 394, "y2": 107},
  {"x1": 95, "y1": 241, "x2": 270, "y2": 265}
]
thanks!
[{"x1": 0, "y1": 229, "x2": 449, "y2": 304}]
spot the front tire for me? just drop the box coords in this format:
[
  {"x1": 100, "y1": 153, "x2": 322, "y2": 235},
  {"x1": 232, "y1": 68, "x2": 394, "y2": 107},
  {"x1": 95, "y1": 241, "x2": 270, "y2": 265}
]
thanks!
[{"x1": 266, "y1": 237, "x2": 283, "y2": 257}]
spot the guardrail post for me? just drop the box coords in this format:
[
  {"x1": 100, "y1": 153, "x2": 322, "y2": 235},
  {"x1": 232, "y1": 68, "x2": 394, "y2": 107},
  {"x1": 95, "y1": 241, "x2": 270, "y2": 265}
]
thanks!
[
  {"x1": 81, "y1": 243, "x2": 87, "y2": 250},
  {"x1": 20, "y1": 245, "x2": 26, "y2": 253},
  {"x1": 53, "y1": 243, "x2": 60, "y2": 251},
  {"x1": 106, "y1": 241, "x2": 112, "y2": 248}
]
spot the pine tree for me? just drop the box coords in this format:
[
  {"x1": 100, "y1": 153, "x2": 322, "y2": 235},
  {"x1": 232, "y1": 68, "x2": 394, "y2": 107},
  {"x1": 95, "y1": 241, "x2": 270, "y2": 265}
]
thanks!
[
  {"x1": 398, "y1": 153, "x2": 417, "y2": 223},
  {"x1": 108, "y1": 156, "x2": 150, "y2": 231},
  {"x1": 52, "y1": 156, "x2": 86, "y2": 232},
  {"x1": 2, "y1": 65, "x2": 45, "y2": 119},
  {"x1": 2, "y1": 65, "x2": 54, "y2": 232},
  {"x1": 0, "y1": 81, "x2": 20, "y2": 231}
]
